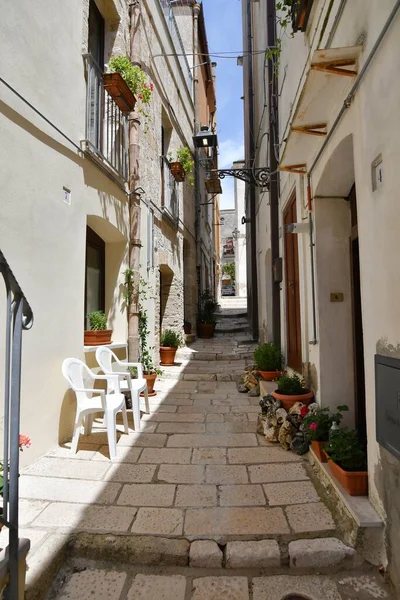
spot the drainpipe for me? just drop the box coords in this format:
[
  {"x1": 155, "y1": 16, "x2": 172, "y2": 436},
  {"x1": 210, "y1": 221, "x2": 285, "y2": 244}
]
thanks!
[
  {"x1": 246, "y1": 0, "x2": 259, "y2": 340},
  {"x1": 128, "y1": 0, "x2": 142, "y2": 361},
  {"x1": 267, "y1": 0, "x2": 281, "y2": 346},
  {"x1": 306, "y1": 0, "x2": 400, "y2": 344},
  {"x1": 193, "y1": 3, "x2": 202, "y2": 299}
]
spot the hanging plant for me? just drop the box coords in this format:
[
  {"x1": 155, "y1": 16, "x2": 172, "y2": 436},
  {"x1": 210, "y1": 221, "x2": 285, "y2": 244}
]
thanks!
[
  {"x1": 108, "y1": 56, "x2": 154, "y2": 128},
  {"x1": 168, "y1": 147, "x2": 195, "y2": 186},
  {"x1": 266, "y1": 0, "x2": 295, "y2": 73}
]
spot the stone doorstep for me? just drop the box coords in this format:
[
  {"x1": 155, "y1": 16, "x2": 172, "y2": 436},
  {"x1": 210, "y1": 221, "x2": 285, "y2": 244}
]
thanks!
[{"x1": 308, "y1": 449, "x2": 385, "y2": 567}]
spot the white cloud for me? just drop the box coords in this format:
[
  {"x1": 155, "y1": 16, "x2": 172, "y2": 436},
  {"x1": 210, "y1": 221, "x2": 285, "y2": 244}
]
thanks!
[
  {"x1": 220, "y1": 178, "x2": 235, "y2": 210},
  {"x1": 218, "y1": 139, "x2": 244, "y2": 169}
]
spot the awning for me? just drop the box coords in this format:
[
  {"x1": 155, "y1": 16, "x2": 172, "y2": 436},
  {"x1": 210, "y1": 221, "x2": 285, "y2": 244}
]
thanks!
[{"x1": 279, "y1": 45, "x2": 363, "y2": 173}]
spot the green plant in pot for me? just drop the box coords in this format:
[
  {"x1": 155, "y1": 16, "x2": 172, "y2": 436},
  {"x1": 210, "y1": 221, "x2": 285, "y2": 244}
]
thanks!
[
  {"x1": 84, "y1": 311, "x2": 112, "y2": 346},
  {"x1": 303, "y1": 404, "x2": 348, "y2": 462},
  {"x1": 137, "y1": 278, "x2": 162, "y2": 396},
  {"x1": 324, "y1": 427, "x2": 368, "y2": 496},
  {"x1": 197, "y1": 289, "x2": 218, "y2": 339},
  {"x1": 168, "y1": 147, "x2": 195, "y2": 185},
  {"x1": 272, "y1": 373, "x2": 314, "y2": 411},
  {"x1": 107, "y1": 55, "x2": 153, "y2": 123},
  {"x1": 160, "y1": 329, "x2": 183, "y2": 366},
  {"x1": 254, "y1": 343, "x2": 284, "y2": 381}
]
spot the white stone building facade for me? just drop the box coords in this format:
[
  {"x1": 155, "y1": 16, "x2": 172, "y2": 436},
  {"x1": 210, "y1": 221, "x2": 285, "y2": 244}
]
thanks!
[{"x1": 242, "y1": 0, "x2": 400, "y2": 591}]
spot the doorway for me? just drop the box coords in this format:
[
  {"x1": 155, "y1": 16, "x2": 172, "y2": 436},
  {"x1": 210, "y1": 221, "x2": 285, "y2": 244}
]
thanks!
[
  {"x1": 349, "y1": 184, "x2": 366, "y2": 441},
  {"x1": 284, "y1": 193, "x2": 302, "y2": 373}
]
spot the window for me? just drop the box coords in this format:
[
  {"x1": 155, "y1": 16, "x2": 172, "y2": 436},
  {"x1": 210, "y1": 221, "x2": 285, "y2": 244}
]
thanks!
[
  {"x1": 147, "y1": 207, "x2": 154, "y2": 269},
  {"x1": 88, "y1": 0, "x2": 105, "y2": 69},
  {"x1": 85, "y1": 226, "x2": 105, "y2": 326}
]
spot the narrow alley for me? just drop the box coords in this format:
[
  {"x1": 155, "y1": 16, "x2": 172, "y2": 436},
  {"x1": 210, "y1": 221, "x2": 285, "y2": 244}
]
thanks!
[{"x1": 3, "y1": 307, "x2": 390, "y2": 600}]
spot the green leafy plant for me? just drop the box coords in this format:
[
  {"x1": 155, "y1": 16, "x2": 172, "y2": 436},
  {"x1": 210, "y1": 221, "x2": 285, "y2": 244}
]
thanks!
[
  {"x1": 254, "y1": 343, "x2": 283, "y2": 371},
  {"x1": 87, "y1": 311, "x2": 108, "y2": 331},
  {"x1": 138, "y1": 278, "x2": 160, "y2": 375},
  {"x1": 222, "y1": 262, "x2": 235, "y2": 282},
  {"x1": 197, "y1": 289, "x2": 218, "y2": 324},
  {"x1": 325, "y1": 427, "x2": 367, "y2": 471},
  {"x1": 169, "y1": 147, "x2": 195, "y2": 185},
  {"x1": 109, "y1": 55, "x2": 154, "y2": 128},
  {"x1": 302, "y1": 404, "x2": 348, "y2": 442},
  {"x1": 266, "y1": 0, "x2": 295, "y2": 74},
  {"x1": 160, "y1": 329, "x2": 183, "y2": 348},
  {"x1": 122, "y1": 268, "x2": 135, "y2": 306},
  {"x1": 276, "y1": 373, "x2": 308, "y2": 395}
]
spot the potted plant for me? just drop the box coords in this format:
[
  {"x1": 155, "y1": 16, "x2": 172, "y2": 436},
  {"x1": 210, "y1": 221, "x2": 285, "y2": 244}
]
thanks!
[
  {"x1": 107, "y1": 55, "x2": 153, "y2": 116},
  {"x1": 324, "y1": 427, "x2": 368, "y2": 496},
  {"x1": 272, "y1": 373, "x2": 314, "y2": 411},
  {"x1": 168, "y1": 147, "x2": 195, "y2": 185},
  {"x1": 302, "y1": 405, "x2": 348, "y2": 462},
  {"x1": 84, "y1": 311, "x2": 112, "y2": 346},
  {"x1": 184, "y1": 320, "x2": 192, "y2": 335},
  {"x1": 197, "y1": 289, "x2": 218, "y2": 338},
  {"x1": 160, "y1": 329, "x2": 183, "y2": 365},
  {"x1": 254, "y1": 343, "x2": 284, "y2": 381},
  {"x1": 137, "y1": 281, "x2": 161, "y2": 396}
]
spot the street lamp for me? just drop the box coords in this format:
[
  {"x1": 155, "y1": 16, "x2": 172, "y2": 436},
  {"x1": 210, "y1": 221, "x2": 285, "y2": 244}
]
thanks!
[
  {"x1": 232, "y1": 227, "x2": 240, "y2": 240},
  {"x1": 193, "y1": 126, "x2": 218, "y2": 149}
]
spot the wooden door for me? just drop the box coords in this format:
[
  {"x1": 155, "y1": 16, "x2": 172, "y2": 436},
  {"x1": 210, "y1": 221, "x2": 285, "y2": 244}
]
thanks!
[{"x1": 284, "y1": 194, "x2": 302, "y2": 372}]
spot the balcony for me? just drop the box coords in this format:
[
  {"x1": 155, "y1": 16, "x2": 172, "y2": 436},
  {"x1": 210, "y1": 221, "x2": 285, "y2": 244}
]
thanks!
[
  {"x1": 161, "y1": 156, "x2": 179, "y2": 225},
  {"x1": 81, "y1": 54, "x2": 129, "y2": 182}
]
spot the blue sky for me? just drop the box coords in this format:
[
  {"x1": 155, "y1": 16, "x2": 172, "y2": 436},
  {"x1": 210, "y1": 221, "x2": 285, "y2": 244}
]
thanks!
[{"x1": 202, "y1": 0, "x2": 244, "y2": 209}]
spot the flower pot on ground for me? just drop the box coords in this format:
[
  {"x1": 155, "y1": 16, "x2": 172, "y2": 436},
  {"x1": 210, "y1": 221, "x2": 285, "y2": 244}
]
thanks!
[
  {"x1": 143, "y1": 372, "x2": 157, "y2": 396},
  {"x1": 84, "y1": 311, "x2": 112, "y2": 346},
  {"x1": 184, "y1": 320, "x2": 192, "y2": 335},
  {"x1": 303, "y1": 404, "x2": 349, "y2": 462},
  {"x1": 271, "y1": 373, "x2": 314, "y2": 411},
  {"x1": 254, "y1": 343, "x2": 284, "y2": 381},
  {"x1": 197, "y1": 289, "x2": 218, "y2": 339},
  {"x1": 324, "y1": 427, "x2": 368, "y2": 496},
  {"x1": 160, "y1": 330, "x2": 183, "y2": 366}
]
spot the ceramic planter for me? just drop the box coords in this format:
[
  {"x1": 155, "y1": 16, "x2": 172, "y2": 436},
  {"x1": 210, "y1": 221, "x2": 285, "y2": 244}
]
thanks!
[
  {"x1": 197, "y1": 323, "x2": 215, "y2": 339},
  {"x1": 160, "y1": 346, "x2": 177, "y2": 366},
  {"x1": 104, "y1": 72, "x2": 136, "y2": 112},
  {"x1": 258, "y1": 370, "x2": 284, "y2": 381},
  {"x1": 170, "y1": 161, "x2": 186, "y2": 182},
  {"x1": 271, "y1": 389, "x2": 314, "y2": 411},
  {"x1": 143, "y1": 373, "x2": 157, "y2": 397},
  {"x1": 84, "y1": 330, "x2": 112, "y2": 346},
  {"x1": 311, "y1": 440, "x2": 328, "y2": 462},
  {"x1": 327, "y1": 457, "x2": 368, "y2": 496}
]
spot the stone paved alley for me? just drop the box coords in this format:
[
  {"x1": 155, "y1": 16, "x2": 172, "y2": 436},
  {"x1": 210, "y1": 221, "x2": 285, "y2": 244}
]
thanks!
[{"x1": 3, "y1": 307, "x2": 394, "y2": 599}]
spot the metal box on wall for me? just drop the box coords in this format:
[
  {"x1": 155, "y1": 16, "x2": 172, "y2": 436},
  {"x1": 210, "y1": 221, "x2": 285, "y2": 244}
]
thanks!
[{"x1": 375, "y1": 354, "x2": 400, "y2": 460}]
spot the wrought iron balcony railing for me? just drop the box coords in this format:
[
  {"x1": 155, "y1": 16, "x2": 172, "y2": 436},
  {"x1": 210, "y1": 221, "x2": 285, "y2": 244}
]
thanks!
[
  {"x1": 0, "y1": 249, "x2": 33, "y2": 598},
  {"x1": 82, "y1": 54, "x2": 129, "y2": 181},
  {"x1": 161, "y1": 156, "x2": 179, "y2": 225}
]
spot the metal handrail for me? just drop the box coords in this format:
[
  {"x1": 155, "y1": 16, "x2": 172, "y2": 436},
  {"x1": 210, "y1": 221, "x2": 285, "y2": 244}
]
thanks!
[{"x1": 0, "y1": 249, "x2": 33, "y2": 598}]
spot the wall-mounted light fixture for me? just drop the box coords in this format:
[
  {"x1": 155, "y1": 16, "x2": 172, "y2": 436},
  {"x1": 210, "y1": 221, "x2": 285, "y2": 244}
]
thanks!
[{"x1": 193, "y1": 126, "x2": 218, "y2": 149}]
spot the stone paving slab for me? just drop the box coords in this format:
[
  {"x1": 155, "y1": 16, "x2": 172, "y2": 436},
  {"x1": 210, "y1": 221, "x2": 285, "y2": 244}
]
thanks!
[
  {"x1": 228, "y1": 447, "x2": 301, "y2": 464},
  {"x1": 191, "y1": 448, "x2": 227, "y2": 464},
  {"x1": 286, "y1": 503, "x2": 336, "y2": 533},
  {"x1": 175, "y1": 485, "x2": 217, "y2": 507},
  {"x1": 33, "y1": 503, "x2": 136, "y2": 532},
  {"x1": 127, "y1": 574, "x2": 187, "y2": 600},
  {"x1": 205, "y1": 465, "x2": 248, "y2": 484},
  {"x1": 157, "y1": 423, "x2": 206, "y2": 434},
  {"x1": 56, "y1": 568, "x2": 127, "y2": 600},
  {"x1": 23, "y1": 457, "x2": 111, "y2": 480},
  {"x1": 131, "y1": 508, "x2": 184, "y2": 535},
  {"x1": 252, "y1": 575, "x2": 341, "y2": 600},
  {"x1": 20, "y1": 475, "x2": 120, "y2": 504},
  {"x1": 167, "y1": 434, "x2": 258, "y2": 447},
  {"x1": 184, "y1": 507, "x2": 290, "y2": 536},
  {"x1": 248, "y1": 463, "x2": 309, "y2": 483},
  {"x1": 158, "y1": 465, "x2": 205, "y2": 484},
  {"x1": 105, "y1": 464, "x2": 157, "y2": 483},
  {"x1": 138, "y1": 448, "x2": 192, "y2": 464},
  {"x1": 91, "y1": 446, "x2": 143, "y2": 463},
  {"x1": 219, "y1": 485, "x2": 266, "y2": 506},
  {"x1": 117, "y1": 484, "x2": 176, "y2": 507},
  {"x1": 192, "y1": 576, "x2": 249, "y2": 600},
  {"x1": 263, "y1": 481, "x2": 320, "y2": 505}
]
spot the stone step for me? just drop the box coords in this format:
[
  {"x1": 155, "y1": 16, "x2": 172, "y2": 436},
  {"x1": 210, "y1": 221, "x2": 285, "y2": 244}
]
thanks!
[
  {"x1": 179, "y1": 350, "x2": 253, "y2": 361},
  {"x1": 216, "y1": 310, "x2": 248, "y2": 319}
]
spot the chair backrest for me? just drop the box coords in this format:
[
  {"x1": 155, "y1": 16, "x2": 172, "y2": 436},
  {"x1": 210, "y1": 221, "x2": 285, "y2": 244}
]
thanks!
[
  {"x1": 95, "y1": 347, "x2": 122, "y2": 394},
  {"x1": 62, "y1": 357, "x2": 96, "y2": 408}
]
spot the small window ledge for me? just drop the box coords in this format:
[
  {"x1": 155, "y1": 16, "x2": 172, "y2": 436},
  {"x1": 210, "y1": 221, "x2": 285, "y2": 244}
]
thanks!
[{"x1": 84, "y1": 342, "x2": 127, "y2": 353}]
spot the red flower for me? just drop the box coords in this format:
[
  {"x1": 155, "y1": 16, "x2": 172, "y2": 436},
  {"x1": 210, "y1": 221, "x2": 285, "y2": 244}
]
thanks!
[
  {"x1": 19, "y1": 434, "x2": 31, "y2": 449},
  {"x1": 138, "y1": 94, "x2": 143, "y2": 100},
  {"x1": 309, "y1": 422, "x2": 317, "y2": 431},
  {"x1": 300, "y1": 406, "x2": 309, "y2": 417},
  {"x1": 150, "y1": 82, "x2": 154, "y2": 91}
]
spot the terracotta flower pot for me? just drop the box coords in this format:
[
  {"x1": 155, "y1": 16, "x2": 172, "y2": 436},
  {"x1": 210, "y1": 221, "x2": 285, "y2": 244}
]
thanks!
[
  {"x1": 258, "y1": 370, "x2": 284, "y2": 381},
  {"x1": 142, "y1": 373, "x2": 157, "y2": 397},
  {"x1": 160, "y1": 346, "x2": 177, "y2": 366},
  {"x1": 197, "y1": 323, "x2": 215, "y2": 339},
  {"x1": 327, "y1": 457, "x2": 368, "y2": 496},
  {"x1": 311, "y1": 440, "x2": 328, "y2": 462},
  {"x1": 84, "y1": 330, "x2": 113, "y2": 346},
  {"x1": 170, "y1": 161, "x2": 185, "y2": 182},
  {"x1": 271, "y1": 389, "x2": 314, "y2": 411},
  {"x1": 104, "y1": 72, "x2": 136, "y2": 112}
]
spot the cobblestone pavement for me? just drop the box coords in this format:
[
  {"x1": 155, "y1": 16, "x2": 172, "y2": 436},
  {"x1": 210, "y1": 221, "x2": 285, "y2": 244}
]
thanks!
[{"x1": 4, "y1": 311, "x2": 394, "y2": 598}]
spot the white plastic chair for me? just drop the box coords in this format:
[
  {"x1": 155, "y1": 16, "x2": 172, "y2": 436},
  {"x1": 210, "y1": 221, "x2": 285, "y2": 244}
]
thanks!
[
  {"x1": 62, "y1": 358, "x2": 128, "y2": 460},
  {"x1": 95, "y1": 347, "x2": 150, "y2": 431}
]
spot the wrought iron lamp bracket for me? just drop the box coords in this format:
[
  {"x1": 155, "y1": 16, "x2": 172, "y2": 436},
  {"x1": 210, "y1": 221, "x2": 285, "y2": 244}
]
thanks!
[{"x1": 210, "y1": 168, "x2": 270, "y2": 189}]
